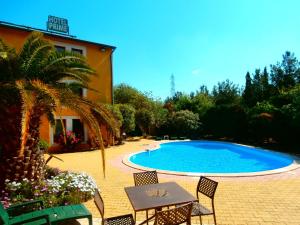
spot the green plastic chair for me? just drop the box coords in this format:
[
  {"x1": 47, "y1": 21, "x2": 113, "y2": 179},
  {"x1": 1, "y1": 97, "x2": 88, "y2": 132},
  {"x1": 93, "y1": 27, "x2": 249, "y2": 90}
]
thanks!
[{"x1": 1, "y1": 201, "x2": 92, "y2": 225}]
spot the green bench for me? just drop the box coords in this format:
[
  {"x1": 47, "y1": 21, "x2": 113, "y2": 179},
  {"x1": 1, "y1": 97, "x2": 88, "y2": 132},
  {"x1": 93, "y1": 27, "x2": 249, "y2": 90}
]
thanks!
[{"x1": 1, "y1": 201, "x2": 92, "y2": 225}]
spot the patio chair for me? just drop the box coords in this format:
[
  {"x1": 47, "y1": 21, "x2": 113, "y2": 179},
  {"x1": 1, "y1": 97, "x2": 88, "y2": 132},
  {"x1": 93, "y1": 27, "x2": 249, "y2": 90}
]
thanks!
[
  {"x1": 192, "y1": 176, "x2": 218, "y2": 225},
  {"x1": 133, "y1": 170, "x2": 159, "y2": 224},
  {"x1": 154, "y1": 202, "x2": 193, "y2": 225},
  {"x1": 0, "y1": 200, "x2": 92, "y2": 225},
  {"x1": 94, "y1": 189, "x2": 135, "y2": 225},
  {"x1": 133, "y1": 170, "x2": 158, "y2": 186}
]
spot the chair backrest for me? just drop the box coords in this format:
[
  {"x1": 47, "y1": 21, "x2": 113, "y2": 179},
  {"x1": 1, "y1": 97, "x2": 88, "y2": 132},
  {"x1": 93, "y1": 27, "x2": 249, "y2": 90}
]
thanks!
[
  {"x1": 105, "y1": 214, "x2": 135, "y2": 225},
  {"x1": 133, "y1": 171, "x2": 158, "y2": 186},
  {"x1": 0, "y1": 202, "x2": 9, "y2": 224},
  {"x1": 154, "y1": 202, "x2": 193, "y2": 225},
  {"x1": 196, "y1": 176, "x2": 218, "y2": 199},
  {"x1": 94, "y1": 189, "x2": 105, "y2": 221}
]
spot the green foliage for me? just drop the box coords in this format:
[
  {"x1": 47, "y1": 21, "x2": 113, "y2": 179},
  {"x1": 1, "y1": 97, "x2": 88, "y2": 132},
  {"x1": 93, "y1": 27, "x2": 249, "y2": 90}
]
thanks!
[
  {"x1": 38, "y1": 139, "x2": 49, "y2": 151},
  {"x1": 242, "y1": 72, "x2": 255, "y2": 107},
  {"x1": 167, "y1": 110, "x2": 200, "y2": 137},
  {"x1": 166, "y1": 92, "x2": 193, "y2": 111},
  {"x1": 249, "y1": 101, "x2": 278, "y2": 115},
  {"x1": 190, "y1": 92, "x2": 214, "y2": 118},
  {"x1": 114, "y1": 83, "x2": 153, "y2": 110},
  {"x1": 203, "y1": 104, "x2": 247, "y2": 139},
  {"x1": 135, "y1": 109, "x2": 155, "y2": 135},
  {"x1": 270, "y1": 51, "x2": 300, "y2": 90},
  {"x1": 116, "y1": 104, "x2": 136, "y2": 133},
  {"x1": 112, "y1": 52, "x2": 300, "y2": 151},
  {"x1": 212, "y1": 79, "x2": 240, "y2": 105},
  {"x1": 152, "y1": 102, "x2": 168, "y2": 131},
  {"x1": 114, "y1": 84, "x2": 167, "y2": 136},
  {"x1": 288, "y1": 85, "x2": 300, "y2": 117}
]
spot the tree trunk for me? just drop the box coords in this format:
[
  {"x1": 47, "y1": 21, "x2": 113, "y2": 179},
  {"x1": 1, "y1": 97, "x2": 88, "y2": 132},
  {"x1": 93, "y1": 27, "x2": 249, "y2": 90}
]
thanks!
[{"x1": 0, "y1": 105, "x2": 45, "y2": 187}]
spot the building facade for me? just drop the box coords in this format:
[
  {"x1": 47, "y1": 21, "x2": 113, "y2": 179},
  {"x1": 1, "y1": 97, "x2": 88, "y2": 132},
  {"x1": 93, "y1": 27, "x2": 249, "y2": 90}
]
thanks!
[{"x1": 0, "y1": 21, "x2": 116, "y2": 148}]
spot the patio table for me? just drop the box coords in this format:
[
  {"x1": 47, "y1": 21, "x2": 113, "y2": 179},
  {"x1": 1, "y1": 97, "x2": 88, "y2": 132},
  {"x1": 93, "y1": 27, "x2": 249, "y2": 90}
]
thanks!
[{"x1": 124, "y1": 182, "x2": 197, "y2": 225}]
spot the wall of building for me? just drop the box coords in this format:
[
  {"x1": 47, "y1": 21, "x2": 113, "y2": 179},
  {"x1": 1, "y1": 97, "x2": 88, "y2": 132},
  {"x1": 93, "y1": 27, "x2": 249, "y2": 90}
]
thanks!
[{"x1": 0, "y1": 25, "x2": 115, "y2": 146}]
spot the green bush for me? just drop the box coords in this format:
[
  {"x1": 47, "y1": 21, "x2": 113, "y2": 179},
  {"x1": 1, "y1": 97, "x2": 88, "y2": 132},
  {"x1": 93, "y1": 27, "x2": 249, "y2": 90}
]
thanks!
[
  {"x1": 38, "y1": 139, "x2": 49, "y2": 151},
  {"x1": 167, "y1": 110, "x2": 200, "y2": 137}
]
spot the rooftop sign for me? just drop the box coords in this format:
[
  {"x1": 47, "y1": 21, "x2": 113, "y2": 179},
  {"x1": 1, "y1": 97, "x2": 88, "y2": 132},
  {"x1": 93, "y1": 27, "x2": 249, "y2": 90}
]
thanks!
[{"x1": 47, "y1": 15, "x2": 69, "y2": 34}]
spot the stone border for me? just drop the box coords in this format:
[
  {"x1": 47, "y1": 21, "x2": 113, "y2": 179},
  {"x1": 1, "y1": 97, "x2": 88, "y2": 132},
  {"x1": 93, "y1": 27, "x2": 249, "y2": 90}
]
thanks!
[{"x1": 122, "y1": 140, "x2": 300, "y2": 177}]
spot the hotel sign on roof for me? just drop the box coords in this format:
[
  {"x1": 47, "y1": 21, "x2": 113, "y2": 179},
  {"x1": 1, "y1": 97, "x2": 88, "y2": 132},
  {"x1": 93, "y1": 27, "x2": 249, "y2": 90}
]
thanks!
[{"x1": 47, "y1": 15, "x2": 69, "y2": 34}]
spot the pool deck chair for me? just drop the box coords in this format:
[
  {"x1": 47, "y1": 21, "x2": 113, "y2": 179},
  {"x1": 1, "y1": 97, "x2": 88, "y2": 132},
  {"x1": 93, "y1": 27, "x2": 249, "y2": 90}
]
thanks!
[
  {"x1": 133, "y1": 170, "x2": 159, "y2": 224},
  {"x1": 0, "y1": 201, "x2": 92, "y2": 225},
  {"x1": 192, "y1": 176, "x2": 218, "y2": 225},
  {"x1": 133, "y1": 170, "x2": 158, "y2": 186},
  {"x1": 154, "y1": 202, "x2": 193, "y2": 225},
  {"x1": 94, "y1": 189, "x2": 135, "y2": 225}
]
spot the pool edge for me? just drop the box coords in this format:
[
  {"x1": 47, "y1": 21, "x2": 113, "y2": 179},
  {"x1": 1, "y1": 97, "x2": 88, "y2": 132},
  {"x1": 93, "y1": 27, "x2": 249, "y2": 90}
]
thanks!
[{"x1": 122, "y1": 141, "x2": 300, "y2": 177}]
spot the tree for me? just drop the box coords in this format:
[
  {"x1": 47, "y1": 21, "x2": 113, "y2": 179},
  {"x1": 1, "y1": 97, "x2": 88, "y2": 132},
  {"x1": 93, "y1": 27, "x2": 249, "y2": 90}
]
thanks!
[
  {"x1": 242, "y1": 71, "x2": 255, "y2": 107},
  {"x1": 0, "y1": 32, "x2": 118, "y2": 186},
  {"x1": 167, "y1": 110, "x2": 200, "y2": 137},
  {"x1": 166, "y1": 92, "x2": 193, "y2": 111},
  {"x1": 212, "y1": 79, "x2": 240, "y2": 105},
  {"x1": 116, "y1": 104, "x2": 136, "y2": 134},
  {"x1": 151, "y1": 101, "x2": 168, "y2": 135},
  {"x1": 247, "y1": 102, "x2": 278, "y2": 143},
  {"x1": 191, "y1": 92, "x2": 214, "y2": 119},
  {"x1": 135, "y1": 109, "x2": 155, "y2": 135},
  {"x1": 261, "y1": 67, "x2": 271, "y2": 100},
  {"x1": 270, "y1": 51, "x2": 299, "y2": 90},
  {"x1": 114, "y1": 83, "x2": 152, "y2": 110},
  {"x1": 203, "y1": 104, "x2": 247, "y2": 139}
]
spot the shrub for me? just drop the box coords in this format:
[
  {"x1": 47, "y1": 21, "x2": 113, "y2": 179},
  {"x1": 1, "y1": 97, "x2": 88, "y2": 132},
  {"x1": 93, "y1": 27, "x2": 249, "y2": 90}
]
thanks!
[
  {"x1": 58, "y1": 131, "x2": 81, "y2": 150},
  {"x1": 167, "y1": 110, "x2": 200, "y2": 137},
  {"x1": 38, "y1": 139, "x2": 49, "y2": 151},
  {"x1": 203, "y1": 104, "x2": 247, "y2": 139}
]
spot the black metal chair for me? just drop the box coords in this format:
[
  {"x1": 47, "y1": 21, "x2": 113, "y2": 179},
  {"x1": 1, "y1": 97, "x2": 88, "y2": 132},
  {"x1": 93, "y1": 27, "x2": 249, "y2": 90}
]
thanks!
[
  {"x1": 133, "y1": 170, "x2": 159, "y2": 186},
  {"x1": 94, "y1": 189, "x2": 135, "y2": 225},
  {"x1": 133, "y1": 171, "x2": 159, "y2": 224},
  {"x1": 154, "y1": 203, "x2": 193, "y2": 225},
  {"x1": 191, "y1": 176, "x2": 218, "y2": 225}
]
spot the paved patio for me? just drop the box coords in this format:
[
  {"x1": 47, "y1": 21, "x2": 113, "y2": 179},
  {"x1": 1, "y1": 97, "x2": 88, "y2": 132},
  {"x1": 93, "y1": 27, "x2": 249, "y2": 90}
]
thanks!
[{"x1": 48, "y1": 139, "x2": 300, "y2": 225}]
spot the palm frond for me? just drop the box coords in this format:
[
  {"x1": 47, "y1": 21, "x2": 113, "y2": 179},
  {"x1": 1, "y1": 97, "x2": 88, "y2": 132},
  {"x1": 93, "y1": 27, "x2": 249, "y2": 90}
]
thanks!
[
  {"x1": 43, "y1": 55, "x2": 88, "y2": 73},
  {"x1": 60, "y1": 95, "x2": 106, "y2": 176},
  {"x1": 30, "y1": 79, "x2": 61, "y2": 108},
  {"x1": 15, "y1": 80, "x2": 35, "y2": 157},
  {"x1": 18, "y1": 32, "x2": 44, "y2": 64},
  {"x1": 22, "y1": 42, "x2": 53, "y2": 75}
]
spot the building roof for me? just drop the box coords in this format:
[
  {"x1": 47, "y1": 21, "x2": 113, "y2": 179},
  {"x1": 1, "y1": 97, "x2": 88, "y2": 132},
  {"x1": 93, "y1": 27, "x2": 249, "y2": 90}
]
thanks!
[{"x1": 0, "y1": 21, "x2": 116, "y2": 50}]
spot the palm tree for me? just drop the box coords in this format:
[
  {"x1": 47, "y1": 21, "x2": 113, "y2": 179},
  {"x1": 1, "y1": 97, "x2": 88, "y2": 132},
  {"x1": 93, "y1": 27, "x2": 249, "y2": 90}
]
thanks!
[{"x1": 0, "y1": 32, "x2": 119, "y2": 187}]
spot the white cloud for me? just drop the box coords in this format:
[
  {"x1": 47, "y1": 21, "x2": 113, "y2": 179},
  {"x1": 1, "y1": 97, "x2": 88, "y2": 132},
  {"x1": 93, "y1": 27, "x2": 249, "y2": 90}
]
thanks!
[{"x1": 191, "y1": 68, "x2": 201, "y2": 76}]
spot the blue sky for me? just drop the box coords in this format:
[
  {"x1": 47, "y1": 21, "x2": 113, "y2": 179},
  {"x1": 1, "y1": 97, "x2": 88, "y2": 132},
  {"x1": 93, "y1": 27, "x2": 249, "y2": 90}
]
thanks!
[{"x1": 1, "y1": 0, "x2": 300, "y2": 100}]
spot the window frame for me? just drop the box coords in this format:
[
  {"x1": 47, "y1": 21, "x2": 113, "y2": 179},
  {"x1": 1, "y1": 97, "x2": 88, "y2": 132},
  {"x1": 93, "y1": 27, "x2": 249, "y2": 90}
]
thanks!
[{"x1": 50, "y1": 116, "x2": 88, "y2": 145}]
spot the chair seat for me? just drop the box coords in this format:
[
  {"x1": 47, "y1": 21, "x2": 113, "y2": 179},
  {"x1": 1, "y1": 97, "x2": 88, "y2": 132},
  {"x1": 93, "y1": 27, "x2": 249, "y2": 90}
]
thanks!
[
  {"x1": 191, "y1": 202, "x2": 213, "y2": 216},
  {"x1": 9, "y1": 204, "x2": 91, "y2": 225},
  {"x1": 47, "y1": 204, "x2": 92, "y2": 222},
  {"x1": 9, "y1": 214, "x2": 48, "y2": 225}
]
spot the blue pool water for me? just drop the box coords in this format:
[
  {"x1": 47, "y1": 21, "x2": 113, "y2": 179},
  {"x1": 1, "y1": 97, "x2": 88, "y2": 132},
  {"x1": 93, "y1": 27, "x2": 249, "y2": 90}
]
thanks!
[{"x1": 129, "y1": 141, "x2": 294, "y2": 173}]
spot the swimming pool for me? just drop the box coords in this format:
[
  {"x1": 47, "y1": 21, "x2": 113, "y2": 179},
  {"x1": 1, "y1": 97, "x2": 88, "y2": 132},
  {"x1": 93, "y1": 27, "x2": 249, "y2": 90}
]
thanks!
[{"x1": 125, "y1": 141, "x2": 298, "y2": 176}]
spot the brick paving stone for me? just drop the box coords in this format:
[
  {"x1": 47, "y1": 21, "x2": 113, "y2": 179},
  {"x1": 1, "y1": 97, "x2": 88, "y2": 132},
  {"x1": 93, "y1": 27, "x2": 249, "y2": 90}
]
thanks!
[{"x1": 48, "y1": 139, "x2": 300, "y2": 225}]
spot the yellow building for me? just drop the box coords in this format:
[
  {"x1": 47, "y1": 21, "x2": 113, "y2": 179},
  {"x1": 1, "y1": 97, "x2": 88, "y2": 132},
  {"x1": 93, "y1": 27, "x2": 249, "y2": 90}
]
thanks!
[{"x1": 0, "y1": 21, "x2": 116, "y2": 149}]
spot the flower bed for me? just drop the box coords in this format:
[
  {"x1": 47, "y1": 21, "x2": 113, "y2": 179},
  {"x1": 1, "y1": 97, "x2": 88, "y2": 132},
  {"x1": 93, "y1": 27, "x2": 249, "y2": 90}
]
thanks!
[{"x1": 0, "y1": 168, "x2": 97, "y2": 208}]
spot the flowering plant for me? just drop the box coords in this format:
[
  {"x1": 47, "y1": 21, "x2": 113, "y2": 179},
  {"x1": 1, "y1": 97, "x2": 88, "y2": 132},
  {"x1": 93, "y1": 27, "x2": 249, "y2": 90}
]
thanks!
[
  {"x1": 1, "y1": 170, "x2": 98, "y2": 208},
  {"x1": 58, "y1": 131, "x2": 81, "y2": 150},
  {"x1": 47, "y1": 172, "x2": 97, "y2": 202}
]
